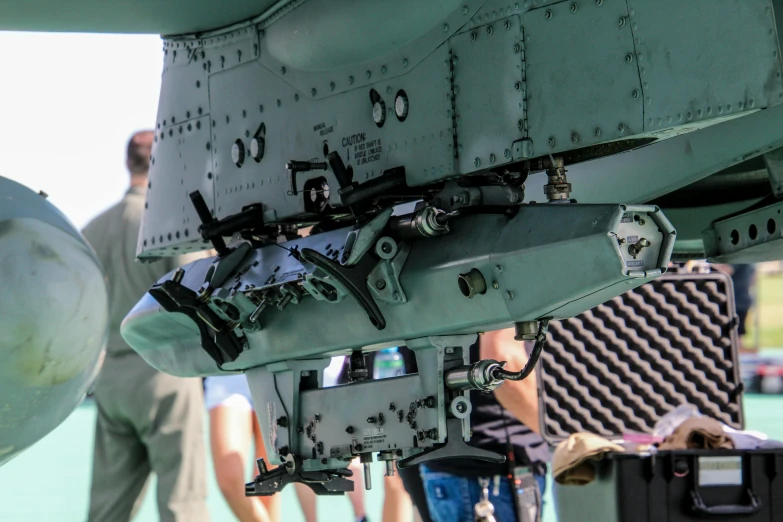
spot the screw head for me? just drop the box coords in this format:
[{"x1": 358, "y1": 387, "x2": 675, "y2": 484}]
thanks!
[
  {"x1": 506, "y1": 291, "x2": 514, "y2": 300},
  {"x1": 571, "y1": 132, "x2": 579, "y2": 143},
  {"x1": 504, "y1": 20, "x2": 511, "y2": 30},
  {"x1": 444, "y1": 23, "x2": 450, "y2": 32},
  {"x1": 329, "y1": 82, "x2": 335, "y2": 91},
  {"x1": 381, "y1": 65, "x2": 387, "y2": 74},
  {"x1": 402, "y1": 58, "x2": 409, "y2": 67},
  {"x1": 570, "y1": 3, "x2": 578, "y2": 12},
  {"x1": 548, "y1": 137, "x2": 556, "y2": 147},
  {"x1": 366, "y1": 70, "x2": 372, "y2": 79},
  {"x1": 632, "y1": 89, "x2": 640, "y2": 99},
  {"x1": 594, "y1": 127, "x2": 602, "y2": 138},
  {"x1": 280, "y1": 66, "x2": 286, "y2": 74},
  {"x1": 492, "y1": 280, "x2": 499, "y2": 289},
  {"x1": 311, "y1": 88, "x2": 317, "y2": 96},
  {"x1": 348, "y1": 75, "x2": 354, "y2": 84},
  {"x1": 618, "y1": 16, "x2": 626, "y2": 27},
  {"x1": 489, "y1": 153, "x2": 496, "y2": 164},
  {"x1": 545, "y1": 9, "x2": 552, "y2": 19},
  {"x1": 514, "y1": 43, "x2": 521, "y2": 53},
  {"x1": 375, "y1": 279, "x2": 387, "y2": 290},
  {"x1": 596, "y1": 0, "x2": 603, "y2": 5},
  {"x1": 474, "y1": 157, "x2": 481, "y2": 167},
  {"x1": 514, "y1": 81, "x2": 522, "y2": 91},
  {"x1": 618, "y1": 123, "x2": 626, "y2": 133},
  {"x1": 470, "y1": 31, "x2": 477, "y2": 41},
  {"x1": 504, "y1": 148, "x2": 511, "y2": 158},
  {"x1": 517, "y1": 119, "x2": 524, "y2": 131},
  {"x1": 625, "y1": 53, "x2": 633, "y2": 63},
  {"x1": 486, "y1": 25, "x2": 493, "y2": 35}
]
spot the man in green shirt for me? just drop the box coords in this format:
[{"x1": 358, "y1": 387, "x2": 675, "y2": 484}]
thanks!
[{"x1": 82, "y1": 130, "x2": 209, "y2": 522}]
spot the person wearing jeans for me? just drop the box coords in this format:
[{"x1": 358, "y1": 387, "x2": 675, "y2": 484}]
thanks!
[{"x1": 414, "y1": 329, "x2": 551, "y2": 522}]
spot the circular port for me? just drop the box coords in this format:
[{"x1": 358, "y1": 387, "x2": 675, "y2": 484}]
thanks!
[{"x1": 458, "y1": 269, "x2": 487, "y2": 298}]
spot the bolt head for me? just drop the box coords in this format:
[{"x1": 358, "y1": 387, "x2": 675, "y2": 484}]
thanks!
[
  {"x1": 492, "y1": 280, "x2": 499, "y2": 289},
  {"x1": 457, "y1": 402, "x2": 467, "y2": 413},
  {"x1": 395, "y1": 93, "x2": 409, "y2": 120},
  {"x1": 373, "y1": 101, "x2": 386, "y2": 125}
]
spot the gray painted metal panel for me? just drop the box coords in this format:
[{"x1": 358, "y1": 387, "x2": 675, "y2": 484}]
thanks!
[
  {"x1": 524, "y1": 0, "x2": 643, "y2": 154},
  {"x1": 451, "y1": 15, "x2": 525, "y2": 173},
  {"x1": 524, "y1": 102, "x2": 783, "y2": 205},
  {"x1": 0, "y1": 0, "x2": 285, "y2": 35},
  {"x1": 630, "y1": 0, "x2": 783, "y2": 132},
  {"x1": 137, "y1": 0, "x2": 783, "y2": 259}
]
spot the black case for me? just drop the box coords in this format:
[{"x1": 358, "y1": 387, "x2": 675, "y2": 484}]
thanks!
[{"x1": 538, "y1": 271, "x2": 783, "y2": 521}]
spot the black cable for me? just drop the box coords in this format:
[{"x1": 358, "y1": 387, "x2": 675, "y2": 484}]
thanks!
[{"x1": 491, "y1": 319, "x2": 550, "y2": 381}]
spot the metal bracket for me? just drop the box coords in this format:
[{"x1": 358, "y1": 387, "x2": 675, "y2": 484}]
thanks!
[
  {"x1": 763, "y1": 147, "x2": 783, "y2": 198},
  {"x1": 397, "y1": 417, "x2": 505, "y2": 469},
  {"x1": 300, "y1": 248, "x2": 386, "y2": 330},
  {"x1": 367, "y1": 237, "x2": 411, "y2": 305},
  {"x1": 148, "y1": 276, "x2": 245, "y2": 366},
  {"x1": 246, "y1": 457, "x2": 354, "y2": 497},
  {"x1": 342, "y1": 207, "x2": 394, "y2": 266}
]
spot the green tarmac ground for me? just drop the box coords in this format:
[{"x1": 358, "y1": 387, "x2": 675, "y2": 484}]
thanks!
[{"x1": 0, "y1": 395, "x2": 781, "y2": 522}]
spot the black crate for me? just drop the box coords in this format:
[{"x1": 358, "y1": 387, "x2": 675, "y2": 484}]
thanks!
[
  {"x1": 554, "y1": 450, "x2": 783, "y2": 522},
  {"x1": 538, "y1": 270, "x2": 783, "y2": 521}
]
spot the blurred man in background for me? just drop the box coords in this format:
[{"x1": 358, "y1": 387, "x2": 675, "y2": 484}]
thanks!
[
  {"x1": 82, "y1": 130, "x2": 209, "y2": 522},
  {"x1": 731, "y1": 264, "x2": 757, "y2": 352}
]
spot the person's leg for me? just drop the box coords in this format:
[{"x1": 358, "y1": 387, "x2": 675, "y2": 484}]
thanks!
[
  {"x1": 294, "y1": 483, "x2": 318, "y2": 522},
  {"x1": 207, "y1": 402, "x2": 270, "y2": 522},
  {"x1": 252, "y1": 412, "x2": 281, "y2": 522},
  {"x1": 87, "y1": 393, "x2": 151, "y2": 522},
  {"x1": 143, "y1": 373, "x2": 211, "y2": 522},
  {"x1": 382, "y1": 470, "x2": 413, "y2": 522},
  {"x1": 347, "y1": 458, "x2": 367, "y2": 520}
]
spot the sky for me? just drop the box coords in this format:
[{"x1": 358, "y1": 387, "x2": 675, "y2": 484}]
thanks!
[{"x1": 0, "y1": 32, "x2": 163, "y2": 230}]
